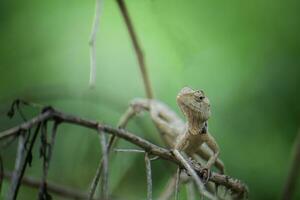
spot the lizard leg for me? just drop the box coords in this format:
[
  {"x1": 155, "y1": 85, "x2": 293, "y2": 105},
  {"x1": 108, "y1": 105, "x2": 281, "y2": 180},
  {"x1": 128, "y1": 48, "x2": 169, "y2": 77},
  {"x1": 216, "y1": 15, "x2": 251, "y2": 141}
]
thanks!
[
  {"x1": 203, "y1": 133, "x2": 221, "y2": 173},
  {"x1": 196, "y1": 147, "x2": 225, "y2": 174},
  {"x1": 108, "y1": 98, "x2": 150, "y2": 151},
  {"x1": 149, "y1": 103, "x2": 180, "y2": 147},
  {"x1": 118, "y1": 98, "x2": 150, "y2": 128}
]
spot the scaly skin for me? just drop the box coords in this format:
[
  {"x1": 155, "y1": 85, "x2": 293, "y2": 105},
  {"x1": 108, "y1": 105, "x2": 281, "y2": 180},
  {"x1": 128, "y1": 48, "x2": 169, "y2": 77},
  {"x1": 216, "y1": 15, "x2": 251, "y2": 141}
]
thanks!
[
  {"x1": 117, "y1": 87, "x2": 224, "y2": 173},
  {"x1": 112, "y1": 87, "x2": 225, "y2": 199}
]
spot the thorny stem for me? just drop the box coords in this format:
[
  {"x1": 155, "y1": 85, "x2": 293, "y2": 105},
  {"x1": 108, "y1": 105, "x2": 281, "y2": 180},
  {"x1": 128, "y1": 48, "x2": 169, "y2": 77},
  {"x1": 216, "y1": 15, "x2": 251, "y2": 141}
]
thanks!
[
  {"x1": 145, "y1": 152, "x2": 152, "y2": 200},
  {"x1": 116, "y1": 0, "x2": 154, "y2": 99},
  {"x1": 0, "y1": 108, "x2": 248, "y2": 198}
]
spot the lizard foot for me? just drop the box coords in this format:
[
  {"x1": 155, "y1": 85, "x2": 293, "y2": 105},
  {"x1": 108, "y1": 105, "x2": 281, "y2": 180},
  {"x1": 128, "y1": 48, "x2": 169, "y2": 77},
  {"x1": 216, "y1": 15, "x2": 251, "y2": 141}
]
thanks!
[{"x1": 200, "y1": 167, "x2": 211, "y2": 184}]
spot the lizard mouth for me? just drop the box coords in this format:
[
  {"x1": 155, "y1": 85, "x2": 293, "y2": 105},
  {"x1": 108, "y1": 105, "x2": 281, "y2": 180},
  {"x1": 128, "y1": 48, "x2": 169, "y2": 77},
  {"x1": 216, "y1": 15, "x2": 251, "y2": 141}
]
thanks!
[{"x1": 181, "y1": 100, "x2": 211, "y2": 120}]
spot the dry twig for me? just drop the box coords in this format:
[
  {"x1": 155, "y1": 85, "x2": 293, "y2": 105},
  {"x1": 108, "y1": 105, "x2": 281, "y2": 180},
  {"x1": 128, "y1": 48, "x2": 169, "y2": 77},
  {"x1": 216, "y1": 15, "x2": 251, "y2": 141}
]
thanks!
[
  {"x1": 3, "y1": 171, "x2": 97, "y2": 200},
  {"x1": 116, "y1": 0, "x2": 154, "y2": 99},
  {"x1": 145, "y1": 152, "x2": 152, "y2": 200},
  {"x1": 89, "y1": 0, "x2": 104, "y2": 87},
  {"x1": 7, "y1": 123, "x2": 41, "y2": 200},
  {"x1": 0, "y1": 107, "x2": 248, "y2": 198},
  {"x1": 99, "y1": 130, "x2": 108, "y2": 200},
  {"x1": 174, "y1": 167, "x2": 180, "y2": 200}
]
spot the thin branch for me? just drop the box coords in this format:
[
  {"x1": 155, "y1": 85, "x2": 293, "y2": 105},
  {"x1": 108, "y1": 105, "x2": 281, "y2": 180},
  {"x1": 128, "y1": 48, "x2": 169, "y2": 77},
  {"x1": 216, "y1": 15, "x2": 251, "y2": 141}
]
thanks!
[
  {"x1": 116, "y1": 0, "x2": 154, "y2": 99},
  {"x1": 3, "y1": 171, "x2": 98, "y2": 200},
  {"x1": 145, "y1": 152, "x2": 152, "y2": 200},
  {"x1": 0, "y1": 110, "x2": 52, "y2": 140},
  {"x1": 99, "y1": 130, "x2": 108, "y2": 200},
  {"x1": 88, "y1": 157, "x2": 103, "y2": 200},
  {"x1": 186, "y1": 182, "x2": 196, "y2": 200},
  {"x1": 0, "y1": 108, "x2": 248, "y2": 196},
  {"x1": 172, "y1": 150, "x2": 215, "y2": 200},
  {"x1": 7, "y1": 123, "x2": 41, "y2": 200},
  {"x1": 38, "y1": 121, "x2": 58, "y2": 199},
  {"x1": 281, "y1": 129, "x2": 300, "y2": 200},
  {"x1": 8, "y1": 132, "x2": 26, "y2": 200},
  {"x1": 114, "y1": 148, "x2": 145, "y2": 153},
  {"x1": 89, "y1": 0, "x2": 104, "y2": 87},
  {"x1": 88, "y1": 130, "x2": 109, "y2": 200},
  {"x1": 39, "y1": 121, "x2": 49, "y2": 199},
  {"x1": 174, "y1": 167, "x2": 180, "y2": 200}
]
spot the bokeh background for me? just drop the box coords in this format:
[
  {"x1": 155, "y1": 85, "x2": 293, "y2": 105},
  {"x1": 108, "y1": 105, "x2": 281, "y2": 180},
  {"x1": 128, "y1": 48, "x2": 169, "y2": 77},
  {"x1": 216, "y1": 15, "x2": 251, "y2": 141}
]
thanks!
[{"x1": 1, "y1": 0, "x2": 300, "y2": 199}]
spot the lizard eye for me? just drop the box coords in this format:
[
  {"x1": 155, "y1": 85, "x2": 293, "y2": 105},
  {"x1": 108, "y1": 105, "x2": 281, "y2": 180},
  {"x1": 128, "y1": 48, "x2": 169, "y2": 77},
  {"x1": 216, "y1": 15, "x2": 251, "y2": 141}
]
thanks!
[{"x1": 195, "y1": 95, "x2": 204, "y2": 102}]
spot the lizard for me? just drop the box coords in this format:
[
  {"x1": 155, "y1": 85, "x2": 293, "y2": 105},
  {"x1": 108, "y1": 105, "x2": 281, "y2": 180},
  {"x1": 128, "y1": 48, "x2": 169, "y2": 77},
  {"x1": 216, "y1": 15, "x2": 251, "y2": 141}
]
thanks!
[
  {"x1": 117, "y1": 86, "x2": 224, "y2": 174},
  {"x1": 108, "y1": 86, "x2": 224, "y2": 199}
]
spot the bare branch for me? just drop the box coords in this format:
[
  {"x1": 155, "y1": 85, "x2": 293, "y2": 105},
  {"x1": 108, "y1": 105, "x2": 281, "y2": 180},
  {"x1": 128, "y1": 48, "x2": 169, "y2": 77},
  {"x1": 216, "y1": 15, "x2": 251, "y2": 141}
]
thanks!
[
  {"x1": 99, "y1": 130, "x2": 108, "y2": 200},
  {"x1": 89, "y1": 0, "x2": 104, "y2": 87},
  {"x1": 88, "y1": 130, "x2": 109, "y2": 200},
  {"x1": 116, "y1": 0, "x2": 154, "y2": 99},
  {"x1": 38, "y1": 121, "x2": 59, "y2": 199},
  {"x1": 145, "y1": 152, "x2": 152, "y2": 200},
  {"x1": 114, "y1": 148, "x2": 145, "y2": 153},
  {"x1": 281, "y1": 129, "x2": 300, "y2": 200},
  {"x1": 3, "y1": 171, "x2": 98, "y2": 200},
  {"x1": 0, "y1": 108, "x2": 248, "y2": 196},
  {"x1": 8, "y1": 133, "x2": 26, "y2": 200},
  {"x1": 7, "y1": 123, "x2": 41, "y2": 200},
  {"x1": 172, "y1": 150, "x2": 215, "y2": 200},
  {"x1": 0, "y1": 110, "x2": 52, "y2": 140},
  {"x1": 186, "y1": 182, "x2": 196, "y2": 200},
  {"x1": 88, "y1": 157, "x2": 102, "y2": 200},
  {"x1": 174, "y1": 167, "x2": 180, "y2": 200}
]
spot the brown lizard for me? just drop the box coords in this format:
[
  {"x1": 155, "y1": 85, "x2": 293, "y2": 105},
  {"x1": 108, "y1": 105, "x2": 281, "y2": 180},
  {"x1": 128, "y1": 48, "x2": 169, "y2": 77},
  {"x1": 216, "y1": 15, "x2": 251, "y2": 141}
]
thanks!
[
  {"x1": 110, "y1": 86, "x2": 224, "y2": 199},
  {"x1": 117, "y1": 86, "x2": 224, "y2": 174}
]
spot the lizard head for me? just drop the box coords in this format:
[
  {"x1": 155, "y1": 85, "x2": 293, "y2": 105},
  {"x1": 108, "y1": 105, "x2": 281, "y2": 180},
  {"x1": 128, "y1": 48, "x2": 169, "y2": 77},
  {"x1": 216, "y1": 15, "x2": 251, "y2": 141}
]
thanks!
[{"x1": 176, "y1": 87, "x2": 211, "y2": 122}]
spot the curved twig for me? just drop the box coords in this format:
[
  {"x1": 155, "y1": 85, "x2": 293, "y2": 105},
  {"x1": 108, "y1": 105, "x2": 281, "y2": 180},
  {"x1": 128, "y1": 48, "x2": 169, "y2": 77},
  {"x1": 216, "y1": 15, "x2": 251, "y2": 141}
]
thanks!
[
  {"x1": 89, "y1": 0, "x2": 104, "y2": 87},
  {"x1": 0, "y1": 107, "x2": 248, "y2": 197},
  {"x1": 116, "y1": 0, "x2": 154, "y2": 99}
]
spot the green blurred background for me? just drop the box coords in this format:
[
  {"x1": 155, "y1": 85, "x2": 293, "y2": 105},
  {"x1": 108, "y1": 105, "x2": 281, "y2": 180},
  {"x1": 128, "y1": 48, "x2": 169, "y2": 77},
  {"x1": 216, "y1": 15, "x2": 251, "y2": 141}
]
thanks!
[{"x1": 1, "y1": 0, "x2": 300, "y2": 199}]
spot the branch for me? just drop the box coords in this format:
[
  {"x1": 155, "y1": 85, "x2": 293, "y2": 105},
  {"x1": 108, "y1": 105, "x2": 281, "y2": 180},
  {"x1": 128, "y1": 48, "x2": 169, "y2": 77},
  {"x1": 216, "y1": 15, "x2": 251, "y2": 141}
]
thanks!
[
  {"x1": 3, "y1": 171, "x2": 98, "y2": 200},
  {"x1": 99, "y1": 130, "x2": 108, "y2": 200},
  {"x1": 116, "y1": 0, "x2": 154, "y2": 99},
  {"x1": 7, "y1": 123, "x2": 41, "y2": 200},
  {"x1": 88, "y1": 155, "x2": 103, "y2": 200},
  {"x1": 8, "y1": 133, "x2": 26, "y2": 200},
  {"x1": 89, "y1": 0, "x2": 104, "y2": 87},
  {"x1": 172, "y1": 150, "x2": 215, "y2": 200},
  {"x1": 0, "y1": 107, "x2": 248, "y2": 197},
  {"x1": 145, "y1": 152, "x2": 152, "y2": 200},
  {"x1": 174, "y1": 167, "x2": 180, "y2": 200},
  {"x1": 281, "y1": 129, "x2": 300, "y2": 200}
]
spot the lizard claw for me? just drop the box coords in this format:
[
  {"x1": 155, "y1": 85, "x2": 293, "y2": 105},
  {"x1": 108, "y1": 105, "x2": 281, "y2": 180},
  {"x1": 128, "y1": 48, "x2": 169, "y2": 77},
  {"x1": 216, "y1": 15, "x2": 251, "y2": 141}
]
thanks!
[{"x1": 201, "y1": 167, "x2": 211, "y2": 184}]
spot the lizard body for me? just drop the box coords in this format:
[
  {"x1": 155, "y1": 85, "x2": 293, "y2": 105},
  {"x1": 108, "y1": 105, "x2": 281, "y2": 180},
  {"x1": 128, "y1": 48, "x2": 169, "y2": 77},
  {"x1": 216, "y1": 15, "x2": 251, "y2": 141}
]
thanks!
[{"x1": 117, "y1": 87, "x2": 224, "y2": 173}]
